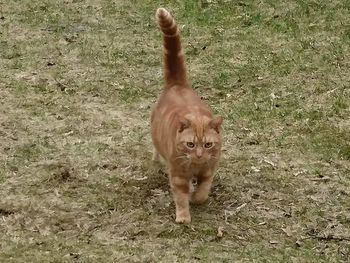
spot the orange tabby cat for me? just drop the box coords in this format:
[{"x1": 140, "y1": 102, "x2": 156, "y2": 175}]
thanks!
[{"x1": 151, "y1": 8, "x2": 223, "y2": 223}]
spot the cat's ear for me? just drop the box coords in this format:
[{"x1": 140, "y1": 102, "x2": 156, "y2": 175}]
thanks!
[
  {"x1": 178, "y1": 117, "x2": 190, "y2": 132},
  {"x1": 209, "y1": 116, "x2": 223, "y2": 133}
]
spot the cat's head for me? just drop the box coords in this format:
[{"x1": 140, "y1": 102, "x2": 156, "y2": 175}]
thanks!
[{"x1": 175, "y1": 114, "x2": 223, "y2": 165}]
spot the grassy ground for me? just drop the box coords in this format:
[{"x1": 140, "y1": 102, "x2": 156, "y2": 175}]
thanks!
[{"x1": 1, "y1": 0, "x2": 350, "y2": 262}]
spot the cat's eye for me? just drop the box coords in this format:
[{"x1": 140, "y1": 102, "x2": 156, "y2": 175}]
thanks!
[
  {"x1": 186, "y1": 142, "x2": 195, "y2": 148},
  {"x1": 204, "y1": 142, "x2": 213, "y2": 148}
]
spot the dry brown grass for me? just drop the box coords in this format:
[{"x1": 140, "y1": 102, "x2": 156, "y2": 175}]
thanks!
[{"x1": 1, "y1": 0, "x2": 350, "y2": 262}]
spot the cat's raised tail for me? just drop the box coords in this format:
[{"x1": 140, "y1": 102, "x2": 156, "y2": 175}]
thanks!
[{"x1": 156, "y1": 8, "x2": 188, "y2": 87}]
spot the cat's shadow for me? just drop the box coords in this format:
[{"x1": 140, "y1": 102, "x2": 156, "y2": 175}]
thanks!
[{"x1": 127, "y1": 159, "x2": 237, "y2": 221}]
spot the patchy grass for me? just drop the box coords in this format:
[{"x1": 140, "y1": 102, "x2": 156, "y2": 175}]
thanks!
[{"x1": 1, "y1": 0, "x2": 350, "y2": 261}]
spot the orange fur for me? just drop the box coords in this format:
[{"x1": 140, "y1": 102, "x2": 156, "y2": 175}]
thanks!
[{"x1": 151, "y1": 8, "x2": 223, "y2": 223}]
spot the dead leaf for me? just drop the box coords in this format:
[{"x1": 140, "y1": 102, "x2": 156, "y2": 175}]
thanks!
[
  {"x1": 217, "y1": 226, "x2": 224, "y2": 238},
  {"x1": 251, "y1": 166, "x2": 261, "y2": 172},
  {"x1": 281, "y1": 227, "x2": 292, "y2": 237}
]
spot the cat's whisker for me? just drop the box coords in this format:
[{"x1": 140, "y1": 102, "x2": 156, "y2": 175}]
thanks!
[{"x1": 175, "y1": 155, "x2": 187, "y2": 160}]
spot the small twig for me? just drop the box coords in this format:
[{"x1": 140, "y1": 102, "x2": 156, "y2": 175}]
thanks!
[
  {"x1": 224, "y1": 202, "x2": 247, "y2": 222},
  {"x1": 309, "y1": 234, "x2": 350, "y2": 242},
  {"x1": 310, "y1": 176, "x2": 331, "y2": 182},
  {"x1": 263, "y1": 159, "x2": 276, "y2": 167},
  {"x1": 326, "y1": 87, "x2": 339, "y2": 95}
]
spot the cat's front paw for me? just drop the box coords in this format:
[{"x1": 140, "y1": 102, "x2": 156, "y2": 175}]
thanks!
[{"x1": 175, "y1": 211, "x2": 191, "y2": 223}]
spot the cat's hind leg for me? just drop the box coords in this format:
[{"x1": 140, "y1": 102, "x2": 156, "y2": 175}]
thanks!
[{"x1": 191, "y1": 170, "x2": 214, "y2": 204}]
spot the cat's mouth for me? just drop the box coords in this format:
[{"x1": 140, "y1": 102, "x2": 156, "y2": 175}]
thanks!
[{"x1": 190, "y1": 157, "x2": 207, "y2": 165}]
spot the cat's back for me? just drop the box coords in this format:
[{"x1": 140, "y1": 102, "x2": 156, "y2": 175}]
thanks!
[{"x1": 157, "y1": 84, "x2": 205, "y2": 109}]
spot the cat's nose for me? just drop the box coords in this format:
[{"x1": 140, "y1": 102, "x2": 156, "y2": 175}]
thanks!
[{"x1": 195, "y1": 147, "x2": 203, "y2": 158}]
